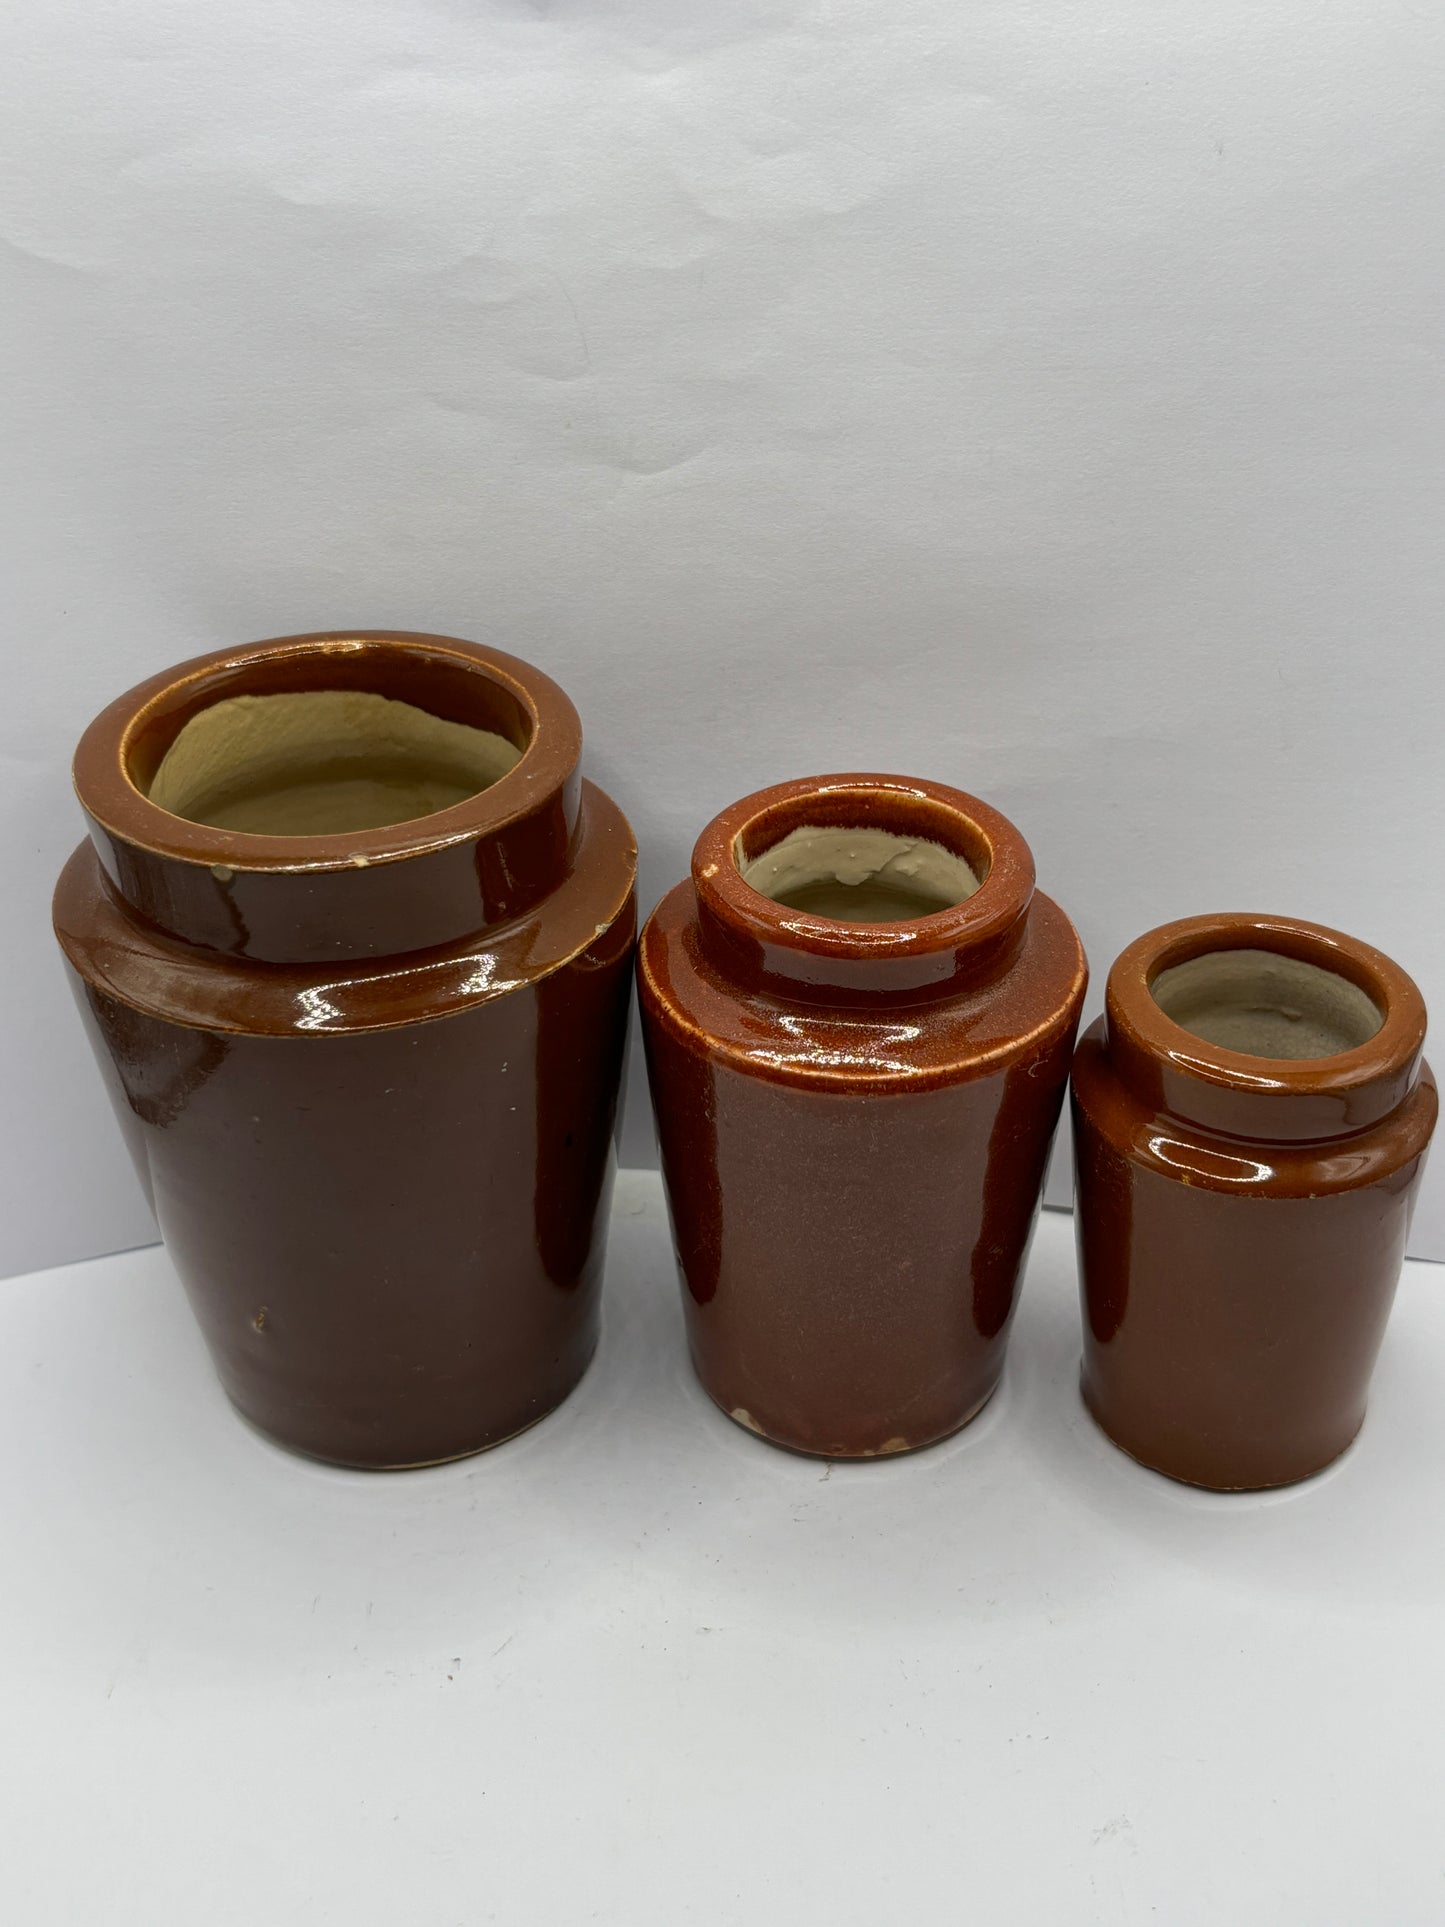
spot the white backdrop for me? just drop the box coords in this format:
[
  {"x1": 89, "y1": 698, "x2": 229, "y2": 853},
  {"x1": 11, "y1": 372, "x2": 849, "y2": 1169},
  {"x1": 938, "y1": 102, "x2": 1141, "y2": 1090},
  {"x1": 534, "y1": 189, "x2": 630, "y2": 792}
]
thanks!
[{"x1": 2, "y1": 0, "x2": 1442, "y2": 1276}]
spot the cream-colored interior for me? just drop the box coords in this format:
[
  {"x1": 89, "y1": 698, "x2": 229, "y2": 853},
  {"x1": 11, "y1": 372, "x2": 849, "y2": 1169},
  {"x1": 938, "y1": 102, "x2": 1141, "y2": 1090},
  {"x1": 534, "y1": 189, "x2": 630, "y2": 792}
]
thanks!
[
  {"x1": 1150, "y1": 948, "x2": 1384, "y2": 1060},
  {"x1": 738, "y1": 824, "x2": 980, "y2": 924},
  {"x1": 146, "y1": 690, "x2": 523, "y2": 835}
]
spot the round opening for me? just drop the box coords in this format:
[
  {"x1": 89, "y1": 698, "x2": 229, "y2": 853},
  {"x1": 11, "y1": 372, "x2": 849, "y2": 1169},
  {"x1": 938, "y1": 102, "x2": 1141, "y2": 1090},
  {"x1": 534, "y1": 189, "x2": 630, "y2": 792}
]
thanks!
[
  {"x1": 737, "y1": 823, "x2": 982, "y2": 924},
  {"x1": 1150, "y1": 948, "x2": 1385, "y2": 1061},
  {"x1": 143, "y1": 689, "x2": 524, "y2": 836}
]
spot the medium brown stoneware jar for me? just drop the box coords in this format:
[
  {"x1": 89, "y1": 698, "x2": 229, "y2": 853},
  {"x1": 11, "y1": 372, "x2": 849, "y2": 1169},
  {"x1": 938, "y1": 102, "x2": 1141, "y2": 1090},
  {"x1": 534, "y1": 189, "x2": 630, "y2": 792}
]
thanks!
[
  {"x1": 1072, "y1": 914, "x2": 1437, "y2": 1491},
  {"x1": 54, "y1": 631, "x2": 636, "y2": 1468},
  {"x1": 638, "y1": 774, "x2": 1088, "y2": 1459}
]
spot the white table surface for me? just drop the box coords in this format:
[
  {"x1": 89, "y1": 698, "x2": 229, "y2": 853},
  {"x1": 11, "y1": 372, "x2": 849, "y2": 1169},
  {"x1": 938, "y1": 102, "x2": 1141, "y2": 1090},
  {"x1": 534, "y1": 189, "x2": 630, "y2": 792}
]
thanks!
[{"x1": 2, "y1": 1170, "x2": 1442, "y2": 1926}]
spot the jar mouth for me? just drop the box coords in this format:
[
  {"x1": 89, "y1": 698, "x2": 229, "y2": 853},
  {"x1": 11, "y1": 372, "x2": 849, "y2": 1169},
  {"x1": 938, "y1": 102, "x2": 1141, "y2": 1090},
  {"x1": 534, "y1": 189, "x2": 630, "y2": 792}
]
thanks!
[
  {"x1": 76, "y1": 631, "x2": 578, "y2": 873},
  {"x1": 144, "y1": 688, "x2": 525, "y2": 838},
  {"x1": 1149, "y1": 947, "x2": 1386, "y2": 1063},
  {"x1": 1132, "y1": 921, "x2": 1399, "y2": 1079},
  {"x1": 735, "y1": 822, "x2": 984, "y2": 926},
  {"x1": 1105, "y1": 913, "x2": 1428, "y2": 1142},
  {"x1": 723, "y1": 780, "x2": 999, "y2": 935},
  {"x1": 692, "y1": 774, "x2": 1034, "y2": 1000}
]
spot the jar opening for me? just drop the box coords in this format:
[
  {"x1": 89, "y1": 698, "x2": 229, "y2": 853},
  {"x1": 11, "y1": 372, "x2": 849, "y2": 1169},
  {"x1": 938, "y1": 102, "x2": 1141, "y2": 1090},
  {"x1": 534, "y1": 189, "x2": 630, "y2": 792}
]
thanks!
[
  {"x1": 1150, "y1": 948, "x2": 1385, "y2": 1061},
  {"x1": 143, "y1": 689, "x2": 525, "y2": 836},
  {"x1": 736, "y1": 824, "x2": 982, "y2": 925}
]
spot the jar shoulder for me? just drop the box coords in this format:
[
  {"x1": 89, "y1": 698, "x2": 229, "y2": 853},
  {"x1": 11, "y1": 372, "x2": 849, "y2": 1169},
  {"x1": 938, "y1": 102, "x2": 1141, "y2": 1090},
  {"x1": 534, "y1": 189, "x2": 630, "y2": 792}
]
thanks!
[
  {"x1": 1071, "y1": 1018, "x2": 1439, "y2": 1195},
  {"x1": 55, "y1": 779, "x2": 637, "y2": 1039},
  {"x1": 639, "y1": 883, "x2": 1087, "y2": 1090}
]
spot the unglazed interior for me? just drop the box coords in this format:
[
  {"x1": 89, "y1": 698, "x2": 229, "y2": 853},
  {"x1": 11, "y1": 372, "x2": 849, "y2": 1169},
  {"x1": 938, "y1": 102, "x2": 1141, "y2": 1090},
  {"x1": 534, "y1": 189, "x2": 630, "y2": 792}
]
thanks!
[
  {"x1": 146, "y1": 690, "x2": 523, "y2": 835},
  {"x1": 739, "y1": 824, "x2": 981, "y2": 924},
  {"x1": 1150, "y1": 948, "x2": 1384, "y2": 1060}
]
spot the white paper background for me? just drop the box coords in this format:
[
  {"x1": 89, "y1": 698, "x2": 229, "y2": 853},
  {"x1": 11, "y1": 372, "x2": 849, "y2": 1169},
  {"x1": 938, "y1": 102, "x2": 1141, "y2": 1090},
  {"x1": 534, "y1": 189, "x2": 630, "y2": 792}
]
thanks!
[{"x1": 2, "y1": 0, "x2": 1441, "y2": 1275}]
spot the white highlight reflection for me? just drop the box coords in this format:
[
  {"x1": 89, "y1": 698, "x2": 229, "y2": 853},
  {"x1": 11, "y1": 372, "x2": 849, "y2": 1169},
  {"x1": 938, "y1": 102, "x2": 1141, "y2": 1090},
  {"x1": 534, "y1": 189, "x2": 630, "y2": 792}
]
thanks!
[
  {"x1": 1147, "y1": 1133, "x2": 1275, "y2": 1185},
  {"x1": 744, "y1": 1012, "x2": 925, "y2": 1074}
]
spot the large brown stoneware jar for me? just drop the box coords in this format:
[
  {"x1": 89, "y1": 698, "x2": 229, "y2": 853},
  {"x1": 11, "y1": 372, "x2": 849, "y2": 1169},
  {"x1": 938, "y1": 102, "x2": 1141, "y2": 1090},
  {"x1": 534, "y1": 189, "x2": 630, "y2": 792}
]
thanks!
[
  {"x1": 638, "y1": 774, "x2": 1088, "y2": 1459},
  {"x1": 1072, "y1": 914, "x2": 1436, "y2": 1491},
  {"x1": 54, "y1": 631, "x2": 636, "y2": 1468}
]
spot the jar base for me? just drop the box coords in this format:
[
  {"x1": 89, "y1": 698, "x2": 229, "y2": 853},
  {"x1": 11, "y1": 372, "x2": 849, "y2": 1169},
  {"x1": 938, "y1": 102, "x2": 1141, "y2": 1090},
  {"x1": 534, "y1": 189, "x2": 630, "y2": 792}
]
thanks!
[
  {"x1": 1079, "y1": 1374, "x2": 1364, "y2": 1492},
  {"x1": 223, "y1": 1339, "x2": 599, "y2": 1471},
  {"x1": 700, "y1": 1371, "x2": 1004, "y2": 1462}
]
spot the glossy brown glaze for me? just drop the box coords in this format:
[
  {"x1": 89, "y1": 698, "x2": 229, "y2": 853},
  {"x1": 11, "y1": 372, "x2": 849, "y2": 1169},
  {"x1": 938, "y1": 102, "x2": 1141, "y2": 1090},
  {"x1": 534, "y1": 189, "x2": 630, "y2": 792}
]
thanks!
[
  {"x1": 1072, "y1": 914, "x2": 1437, "y2": 1491},
  {"x1": 54, "y1": 631, "x2": 636, "y2": 1468},
  {"x1": 639, "y1": 775, "x2": 1088, "y2": 1459}
]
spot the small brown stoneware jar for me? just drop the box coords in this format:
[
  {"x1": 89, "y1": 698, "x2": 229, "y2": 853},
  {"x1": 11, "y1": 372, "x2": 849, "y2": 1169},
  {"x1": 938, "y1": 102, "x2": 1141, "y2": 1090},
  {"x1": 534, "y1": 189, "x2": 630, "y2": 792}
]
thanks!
[
  {"x1": 54, "y1": 631, "x2": 636, "y2": 1468},
  {"x1": 1072, "y1": 914, "x2": 1437, "y2": 1491},
  {"x1": 638, "y1": 773, "x2": 1088, "y2": 1459}
]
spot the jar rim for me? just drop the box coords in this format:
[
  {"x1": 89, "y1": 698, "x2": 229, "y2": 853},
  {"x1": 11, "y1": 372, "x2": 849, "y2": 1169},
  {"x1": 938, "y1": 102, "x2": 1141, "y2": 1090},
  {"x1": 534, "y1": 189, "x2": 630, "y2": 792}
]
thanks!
[
  {"x1": 1104, "y1": 912, "x2": 1428, "y2": 1140},
  {"x1": 691, "y1": 773, "x2": 1036, "y2": 1001},
  {"x1": 73, "y1": 630, "x2": 581, "y2": 876}
]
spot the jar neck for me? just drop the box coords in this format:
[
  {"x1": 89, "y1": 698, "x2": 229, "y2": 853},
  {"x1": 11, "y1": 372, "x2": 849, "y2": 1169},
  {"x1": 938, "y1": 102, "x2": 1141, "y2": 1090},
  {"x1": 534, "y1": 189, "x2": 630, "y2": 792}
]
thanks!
[
  {"x1": 73, "y1": 632, "x2": 583, "y2": 964},
  {"x1": 1103, "y1": 914, "x2": 1427, "y2": 1143},
  {"x1": 690, "y1": 775, "x2": 1037, "y2": 1007}
]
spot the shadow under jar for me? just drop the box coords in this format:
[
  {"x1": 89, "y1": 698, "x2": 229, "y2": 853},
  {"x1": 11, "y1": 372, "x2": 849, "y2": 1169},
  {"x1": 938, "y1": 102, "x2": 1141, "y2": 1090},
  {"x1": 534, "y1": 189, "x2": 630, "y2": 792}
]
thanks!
[
  {"x1": 53, "y1": 631, "x2": 637, "y2": 1468},
  {"x1": 638, "y1": 774, "x2": 1088, "y2": 1459},
  {"x1": 1072, "y1": 914, "x2": 1437, "y2": 1491}
]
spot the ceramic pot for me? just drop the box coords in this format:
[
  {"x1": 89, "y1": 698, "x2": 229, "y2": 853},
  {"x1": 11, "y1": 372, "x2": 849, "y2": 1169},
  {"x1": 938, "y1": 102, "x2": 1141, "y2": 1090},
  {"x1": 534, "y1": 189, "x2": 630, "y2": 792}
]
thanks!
[
  {"x1": 54, "y1": 631, "x2": 636, "y2": 1468},
  {"x1": 638, "y1": 773, "x2": 1087, "y2": 1458},
  {"x1": 1072, "y1": 913, "x2": 1437, "y2": 1490}
]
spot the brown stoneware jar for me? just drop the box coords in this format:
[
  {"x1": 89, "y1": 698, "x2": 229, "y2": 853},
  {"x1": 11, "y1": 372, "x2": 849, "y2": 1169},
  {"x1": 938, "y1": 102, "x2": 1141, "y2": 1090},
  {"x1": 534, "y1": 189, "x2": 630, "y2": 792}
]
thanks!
[
  {"x1": 1072, "y1": 913, "x2": 1437, "y2": 1491},
  {"x1": 638, "y1": 773, "x2": 1088, "y2": 1459},
  {"x1": 54, "y1": 631, "x2": 636, "y2": 1468}
]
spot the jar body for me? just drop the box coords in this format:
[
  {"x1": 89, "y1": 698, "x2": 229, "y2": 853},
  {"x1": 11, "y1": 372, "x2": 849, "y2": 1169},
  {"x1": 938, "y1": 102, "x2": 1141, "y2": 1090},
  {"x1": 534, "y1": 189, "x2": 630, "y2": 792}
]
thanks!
[
  {"x1": 54, "y1": 633, "x2": 636, "y2": 1467},
  {"x1": 1072, "y1": 916, "x2": 1437, "y2": 1491},
  {"x1": 638, "y1": 776, "x2": 1087, "y2": 1459}
]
